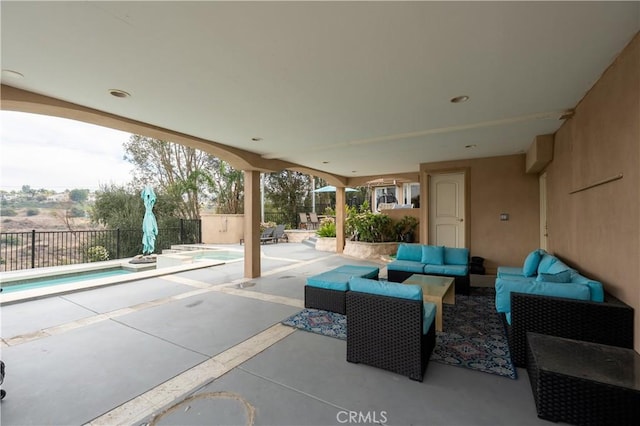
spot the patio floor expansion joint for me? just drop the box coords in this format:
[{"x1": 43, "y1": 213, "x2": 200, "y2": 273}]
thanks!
[{"x1": 85, "y1": 323, "x2": 295, "y2": 426}]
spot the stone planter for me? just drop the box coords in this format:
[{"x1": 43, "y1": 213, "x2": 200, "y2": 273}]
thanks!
[
  {"x1": 343, "y1": 240, "x2": 398, "y2": 260},
  {"x1": 315, "y1": 237, "x2": 336, "y2": 252}
]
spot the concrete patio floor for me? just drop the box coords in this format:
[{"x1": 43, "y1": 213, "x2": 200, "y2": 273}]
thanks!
[{"x1": 0, "y1": 243, "x2": 549, "y2": 426}]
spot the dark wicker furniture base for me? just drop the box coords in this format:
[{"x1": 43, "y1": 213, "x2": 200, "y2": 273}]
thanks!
[
  {"x1": 304, "y1": 285, "x2": 346, "y2": 315},
  {"x1": 388, "y1": 269, "x2": 470, "y2": 295},
  {"x1": 346, "y1": 291, "x2": 435, "y2": 382},
  {"x1": 503, "y1": 291, "x2": 634, "y2": 367},
  {"x1": 526, "y1": 332, "x2": 640, "y2": 425}
]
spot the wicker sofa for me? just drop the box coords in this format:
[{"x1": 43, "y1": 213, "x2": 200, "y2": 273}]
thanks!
[
  {"x1": 346, "y1": 277, "x2": 436, "y2": 382},
  {"x1": 387, "y1": 244, "x2": 470, "y2": 295},
  {"x1": 496, "y1": 249, "x2": 634, "y2": 367}
]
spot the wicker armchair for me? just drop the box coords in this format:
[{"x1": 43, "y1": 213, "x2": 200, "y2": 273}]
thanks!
[
  {"x1": 346, "y1": 291, "x2": 435, "y2": 382},
  {"x1": 504, "y1": 291, "x2": 634, "y2": 367}
]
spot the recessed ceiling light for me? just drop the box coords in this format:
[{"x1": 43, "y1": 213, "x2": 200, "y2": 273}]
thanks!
[
  {"x1": 251, "y1": 137, "x2": 263, "y2": 142},
  {"x1": 352, "y1": 170, "x2": 357, "y2": 173},
  {"x1": 450, "y1": 95, "x2": 470, "y2": 103},
  {"x1": 1, "y1": 69, "x2": 24, "y2": 79},
  {"x1": 322, "y1": 161, "x2": 329, "y2": 164},
  {"x1": 465, "y1": 144, "x2": 477, "y2": 149},
  {"x1": 109, "y1": 89, "x2": 131, "y2": 98}
]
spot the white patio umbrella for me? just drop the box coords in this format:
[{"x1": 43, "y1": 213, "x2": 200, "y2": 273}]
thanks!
[{"x1": 313, "y1": 185, "x2": 358, "y2": 193}]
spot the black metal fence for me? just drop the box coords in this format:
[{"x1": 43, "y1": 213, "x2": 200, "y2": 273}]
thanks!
[
  {"x1": 0, "y1": 219, "x2": 201, "y2": 272},
  {"x1": 264, "y1": 204, "x2": 334, "y2": 229}
]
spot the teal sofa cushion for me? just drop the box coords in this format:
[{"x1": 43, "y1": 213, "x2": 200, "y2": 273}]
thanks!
[
  {"x1": 388, "y1": 260, "x2": 425, "y2": 274},
  {"x1": 423, "y1": 302, "x2": 436, "y2": 334},
  {"x1": 423, "y1": 264, "x2": 447, "y2": 275},
  {"x1": 537, "y1": 254, "x2": 558, "y2": 274},
  {"x1": 442, "y1": 264, "x2": 469, "y2": 276},
  {"x1": 497, "y1": 266, "x2": 526, "y2": 279},
  {"x1": 333, "y1": 265, "x2": 379, "y2": 279},
  {"x1": 546, "y1": 260, "x2": 573, "y2": 275},
  {"x1": 536, "y1": 270, "x2": 572, "y2": 283},
  {"x1": 444, "y1": 247, "x2": 469, "y2": 265},
  {"x1": 306, "y1": 271, "x2": 353, "y2": 291},
  {"x1": 571, "y1": 273, "x2": 605, "y2": 302},
  {"x1": 349, "y1": 277, "x2": 423, "y2": 301},
  {"x1": 421, "y1": 245, "x2": 444, "y2": 265},
  {"x1": 522, "y1": 250, "x2": 542, "y2": 277},
  {"x1": 396, "y1": 243, "x2": 423, "y2": 262},
  {"x1": 495, "y1": 278, "x2": 591, "y2": 316}
]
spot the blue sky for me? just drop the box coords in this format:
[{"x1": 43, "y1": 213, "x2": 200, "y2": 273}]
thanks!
[{"x1": 0, "y1": 111, "x2": 135, "y2": 192}]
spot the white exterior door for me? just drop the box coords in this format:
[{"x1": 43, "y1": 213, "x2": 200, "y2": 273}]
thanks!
[{"x1": 429, "y1": 172, "x2": 465, "y2": 247}]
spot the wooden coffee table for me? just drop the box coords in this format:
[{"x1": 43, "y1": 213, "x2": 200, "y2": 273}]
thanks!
[{"x1": 402, "y1": 274, "x2": 455, "y2": 331}]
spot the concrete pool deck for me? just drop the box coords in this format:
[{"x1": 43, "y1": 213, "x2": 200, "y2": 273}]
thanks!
[{"x1": 0, "y1": 243, "x2": 546, "y2": 425}]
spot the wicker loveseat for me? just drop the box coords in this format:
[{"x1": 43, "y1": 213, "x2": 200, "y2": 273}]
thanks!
[
  {"x1": 346, "y1": 277, "x2": 436, "y2": 382},
  {"x1": 387, "y1": 244, "x2": 470, "y2": 295},
  {"x1": 496, "y1": 249, "x2": 634, "y2": 366}
]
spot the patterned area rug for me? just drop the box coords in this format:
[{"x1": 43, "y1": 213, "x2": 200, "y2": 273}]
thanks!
[
  {"x1": 281, "y1": 287, "x2": 516, "y2": 379},
  {"x1": 432, "y1": 287, "x2": 517, "y2": 379},
  {"x1": 281, "y1": 308, "x2": 347, "y2": 340}
]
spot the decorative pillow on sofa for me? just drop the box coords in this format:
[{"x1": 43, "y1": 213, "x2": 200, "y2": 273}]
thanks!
[
  {"x1": 536, "y1": 270, "x2": 572, "y2": 283},
  {"x1": 444, "y1": 247, "x2": 469, "y2": 265},
  {"x1": 396, "y1": 243, "x2": 422, "y2": 262},
  {"x1": 522, "y1": 249, "x2": 542, "y2": 277},
  {"x1": 421, "y1": 245, "x2": 444, "y2": 265}
]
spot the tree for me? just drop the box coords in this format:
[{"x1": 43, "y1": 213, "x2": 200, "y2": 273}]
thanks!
[
  {"x1": 123, "y1": 135, "x2": 244, "y2": 217},
  {"x1": 208, "y1": 159, "x2": 244, "y2": 214},
  {"x1": 90, "y1": 184, "x2": 180, "y2": 230},
  {"x1": 69, "y1": 189, "x2": 89, "y2": 203},
  {"x1": 264, "y1": 170, "x2": 311, "y2": 224}
]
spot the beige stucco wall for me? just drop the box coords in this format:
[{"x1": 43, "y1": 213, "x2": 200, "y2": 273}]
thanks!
[
  {"x1": 421, "y1": 155, "x2": 540, "y2": 273},
  {"x1": 201, "y1": 213, "x2": 244, "y2": 244},
  {"x1": 546, "y1": 34, "x2": 639, "y2": 351}
]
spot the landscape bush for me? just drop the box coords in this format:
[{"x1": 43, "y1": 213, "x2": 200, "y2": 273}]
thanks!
[
  {"x1": 26, "y1": 208, "x2": 40, "y2": 216},
  {"x1": 87, "y1": 245, "x2": 110, "y2": 262}
]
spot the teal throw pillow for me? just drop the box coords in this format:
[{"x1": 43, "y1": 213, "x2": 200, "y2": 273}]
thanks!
[
  {"x1": 536, "y1": 270, "x2": 572, "y2": 283},
  {"x1": 421, "y1": 245, "x2": 444, "y2": 265},
  {"x1": 522, "y1": 250, "x2": 542, "y2": 277}
]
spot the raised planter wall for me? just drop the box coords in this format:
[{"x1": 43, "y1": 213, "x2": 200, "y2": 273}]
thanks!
[
  {"x1": 343, "y1": 240, "x2": 398, "y2": 260},
  {"x1": 315, "y1": 237, "x2": 337, "y2": 252}
]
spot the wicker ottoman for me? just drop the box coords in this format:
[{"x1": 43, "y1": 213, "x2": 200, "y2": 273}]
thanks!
[
  {"x1": 305, "y1": 265, "x2": 379, "y2": 314},
  {"x1": 526, "y1": 332, "x2": 640, "y2": 425}
]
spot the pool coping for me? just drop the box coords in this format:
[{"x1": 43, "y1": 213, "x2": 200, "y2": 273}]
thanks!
[{"x1": 0, "y1": 258, "x2": 226, "y2": 306}]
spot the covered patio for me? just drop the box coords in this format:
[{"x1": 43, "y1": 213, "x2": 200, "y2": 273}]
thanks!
[
  {"x1": 1, "y1": 2, "x2": 639, "y2": 424},
  {"x1": 1, "y1": 243, "x2": 547, "y2": 425}
]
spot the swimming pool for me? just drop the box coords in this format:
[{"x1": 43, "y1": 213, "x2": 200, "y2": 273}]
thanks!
[{"x1": 1, "y1": 268, "x2": 133, "y2": 293}]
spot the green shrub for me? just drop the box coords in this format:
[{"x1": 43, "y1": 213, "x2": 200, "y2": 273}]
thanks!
[
  {"x1": 87, "y1": 245, "x2": 110, "y2": 262},
  {"x1": 1, "y1": 208, "x2": 17, "y2": 217},
  {"x1": 316, "y1": 217, "x2": 336, "y2": 237},
  {"x1": 26, "y1": 208, "x2": 40, "y2": 216},
  {"x1": 345, "y1": 204, "x2": 395, "y2": 243},
  {"x1": 69, "y1": 207, "x2": 85, "y2": 217}
]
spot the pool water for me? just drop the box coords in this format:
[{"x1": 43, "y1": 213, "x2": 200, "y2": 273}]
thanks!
[{"x1": 1, "y1": 269, "x2": 132, "y2": 294}]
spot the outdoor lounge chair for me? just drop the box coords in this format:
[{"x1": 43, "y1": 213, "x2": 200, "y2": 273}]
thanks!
[
  {"x1": 299, "y1": 212, "x2": 310, "y2": 229},
  {"x1": 346, "y1": 278, "x2": 436, "y2": 382},
  {"x1": 308, "y1": 212, "x2": 320, "y2": 230},
  {"x1": 273, "y1": 224, "x2": 288, "y2": 243},
  {"x1": 260, "y1": 227, "x2": 276, "y2": 244}
]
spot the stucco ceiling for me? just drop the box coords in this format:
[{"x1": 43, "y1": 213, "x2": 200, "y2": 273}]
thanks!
[{"x1": 1, "y1": 1, "x2": 638, "y2": 181}]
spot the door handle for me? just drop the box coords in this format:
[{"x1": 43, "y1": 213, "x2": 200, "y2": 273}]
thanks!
[{"x1": 458, "y1": 218, "x2": 464, "y2": 222}]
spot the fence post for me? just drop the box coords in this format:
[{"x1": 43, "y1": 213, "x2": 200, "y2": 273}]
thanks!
[
  {"x1": 116, "y1": 228, "x2": 121, "y2": 260},
  {"x1": 198, "y1": 219, "x2": 202, "y2": 243},
  {"x1": 31, "y1": 229, "x2": 36, "y2": 269},
  {"x1": 180, "y1": 219, "x2": 185, "y2": 243}
]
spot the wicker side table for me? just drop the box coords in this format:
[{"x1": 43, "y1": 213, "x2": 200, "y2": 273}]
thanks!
[{"x1": 526, "y1": 332, "x2": 640, "y2": 425}]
